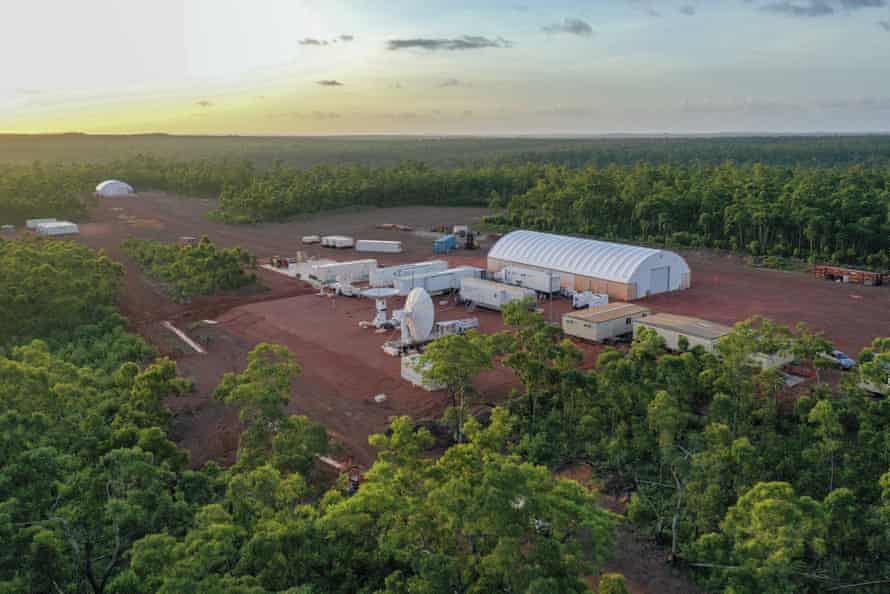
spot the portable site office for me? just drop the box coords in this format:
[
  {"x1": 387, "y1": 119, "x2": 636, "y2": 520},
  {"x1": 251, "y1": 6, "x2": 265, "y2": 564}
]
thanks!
[
  {"x1": 562, "y1": 302, "x2": 652, "y2": 342},
  {"x1": 632, "y1": 313, "x2": 732, "y2": 353}
]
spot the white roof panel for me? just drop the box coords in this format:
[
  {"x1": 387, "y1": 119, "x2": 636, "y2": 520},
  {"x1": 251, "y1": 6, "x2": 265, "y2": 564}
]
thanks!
[{"x1": 489, "y1": 230, "x2": 682, "y2": 284}]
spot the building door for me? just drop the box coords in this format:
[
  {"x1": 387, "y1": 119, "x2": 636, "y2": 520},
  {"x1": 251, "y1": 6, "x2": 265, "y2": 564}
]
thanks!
[{"x1": 650, "y1": 266, "x2": 670, "y2": 294}]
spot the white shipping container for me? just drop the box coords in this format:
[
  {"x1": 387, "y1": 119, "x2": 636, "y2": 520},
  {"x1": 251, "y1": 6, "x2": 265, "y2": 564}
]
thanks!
[
  {"x1": 321, "y1": 235, "x2": 355, "y2": 248},
  {"x1": 499, "y1": 266, "x2": 561, "y2": 294},
  {"x1": 302, "y1": 235, "x2": 321, "y2": 244},
  {"x1": 356, "y1": 240, "x2": 403, "y2": 253},
  {"x1": 460, "y1": 277, "x2": 536, "y2": 310},
  {"x1": 310, "y1": 259, "x2": 377, "y2": 283},
  {"x1": 394, "y1": 266, "x2": 483, "y2": 296},
  {"x1": 35, "y1": 221, "x2": 79, "y2": 236},
  {"x1": 26, "y1": 218, "x2": 57, "y2": 229},
  {"x1": 371, "y1": 260, "x2": 449, "y2": 287}
]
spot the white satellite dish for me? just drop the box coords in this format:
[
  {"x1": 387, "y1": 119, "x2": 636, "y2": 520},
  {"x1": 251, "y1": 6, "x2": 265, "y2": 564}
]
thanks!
[{"x1": 402, "y1": 288, "x2": 435, "y2": 343}]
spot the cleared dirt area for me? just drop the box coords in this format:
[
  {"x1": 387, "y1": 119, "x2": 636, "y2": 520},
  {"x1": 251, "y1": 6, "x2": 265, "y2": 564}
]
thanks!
[
  {"x1": 73, "y1": 192, "x2": 890, "y2": 465},
  {"x1": 642, "y1": 250, "x2": 890, "y2": 356},
  {"x1": 65, "y1": 191, "x2": 889, "y2": 594}
]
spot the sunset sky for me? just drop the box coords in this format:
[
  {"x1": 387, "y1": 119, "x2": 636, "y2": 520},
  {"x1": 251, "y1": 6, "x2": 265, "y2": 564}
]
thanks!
[{"x1": 3, "y1": 0, "x2": 890, "y2": 135}]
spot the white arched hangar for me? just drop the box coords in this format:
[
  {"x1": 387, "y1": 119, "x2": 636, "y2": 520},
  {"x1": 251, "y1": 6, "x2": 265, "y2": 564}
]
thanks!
[
  {"x1": 95, "y1": 180, "x2": 135, "y2": 198},
  {"x1": 488, "y1": 230, "x2": 691, "y2": 301}
]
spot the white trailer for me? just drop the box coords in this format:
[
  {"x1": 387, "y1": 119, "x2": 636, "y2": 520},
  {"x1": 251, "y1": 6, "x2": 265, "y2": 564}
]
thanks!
[
  {"x1": 497, "y1": 266, "x2": 560, "y2": 294},
  {"x1": 310, "y1": 259, "x2": 377, "y2": 284},
  {"x1": 301, "y1": 235, "x2": 321, "y2": 244},
  {"x1": 370, "y1": 260, "x2": 449, "y2": 287},
  {"x1": 394, "y1": 266, "x2": 483, "y2": 296},
  {"x1": 401, "y1": 354, "x2": 445, "y2": 391},
  {"x1": 356, "y1": 240, "x2": 403, "y2": 254},
  {"x1": 26, "y1": 218, "x2": 57, "y2": 230},
  {"x1": 459, "y1": 277, "x2": 536, "y2": 311},
  {"x1": 321, "y1": 235, "x2": 355, "y2": 248},
  {"x1": 35, "y1": 221, "x2": 79, "y2": 236}
]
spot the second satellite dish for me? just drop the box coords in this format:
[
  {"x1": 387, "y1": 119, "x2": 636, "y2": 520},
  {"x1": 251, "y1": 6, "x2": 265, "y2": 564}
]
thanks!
[{"x1": 402, "y1": 288, "x2": 435, "y2": 343}]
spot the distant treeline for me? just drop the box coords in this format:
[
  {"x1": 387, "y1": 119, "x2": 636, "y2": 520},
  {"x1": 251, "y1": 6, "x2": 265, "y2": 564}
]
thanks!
[
  {"x1": 3, "y1": 133, "x2": 890, "y2": 168},
  {"x1": 2, "y1": 152, "x2": 888, "y2": 267}
]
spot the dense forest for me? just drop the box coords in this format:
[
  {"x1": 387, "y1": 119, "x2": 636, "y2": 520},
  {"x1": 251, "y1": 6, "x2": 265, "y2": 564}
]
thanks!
[
  {"x1": 420, "y1": 304, "x2": 890, "y2": 593},
  {"x1": 3, "y1": 150, "x2": 888, "y2": 267},
  {"x1": 123, "y1": 237, "x2": 256, "y2": 302}
]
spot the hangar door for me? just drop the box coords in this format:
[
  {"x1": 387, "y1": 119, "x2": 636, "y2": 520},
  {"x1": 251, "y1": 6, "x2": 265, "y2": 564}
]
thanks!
[{"x1": 649, "y1": 266, "x2": 670, "y2": 294}]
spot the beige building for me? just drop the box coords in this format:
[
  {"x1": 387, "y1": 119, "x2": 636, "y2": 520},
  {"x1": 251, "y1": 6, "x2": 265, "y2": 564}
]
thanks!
[
  {"x1": 562, "y1": 302, "x2": 652, "y2": 342},
  {"x1": 632, "y1": 313, "x2": 732, "y2": 353}
]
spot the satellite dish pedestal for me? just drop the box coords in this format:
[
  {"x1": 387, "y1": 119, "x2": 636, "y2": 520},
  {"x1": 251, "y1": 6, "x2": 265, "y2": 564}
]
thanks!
[{"x1": 360, "y1": 287, "x2": 400, "y2": 329}]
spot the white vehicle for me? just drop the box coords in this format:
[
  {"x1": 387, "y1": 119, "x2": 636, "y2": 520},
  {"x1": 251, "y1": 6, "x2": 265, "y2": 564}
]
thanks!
[
  {"x1": 496, "y1": 266, "x2": 560, "y2": 294},
  {"x1": 459, "y1": 277, "x2": 536, "y2": 311}
]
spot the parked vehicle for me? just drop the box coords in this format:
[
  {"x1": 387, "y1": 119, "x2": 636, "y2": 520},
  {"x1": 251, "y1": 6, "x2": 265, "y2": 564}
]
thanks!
[{"x1": 820, "y1": 350, "x2": 857, "y2": 370}]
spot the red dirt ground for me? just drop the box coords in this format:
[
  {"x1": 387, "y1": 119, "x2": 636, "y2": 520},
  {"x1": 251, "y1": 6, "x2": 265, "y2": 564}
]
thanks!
[
  {"x1": 642, "y1": 250, "x2": 890, "y2": 356},
  {"x1": 63, "y1": 192, "x2": 889, "y2": 594}
]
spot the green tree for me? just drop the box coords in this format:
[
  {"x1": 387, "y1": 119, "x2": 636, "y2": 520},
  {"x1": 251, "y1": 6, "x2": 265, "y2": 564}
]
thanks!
[{"x1": 419, "y1": 330, "x2": 494, "y2": 442}]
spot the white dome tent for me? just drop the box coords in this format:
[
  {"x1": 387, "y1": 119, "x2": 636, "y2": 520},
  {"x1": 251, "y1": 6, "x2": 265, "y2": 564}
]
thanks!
[
  {"x1": 95, "y1": 180, "x2": 135, "y2": 198},
  {"x1": 488, "y1": 230, "x2": 691, "y2": 301}
]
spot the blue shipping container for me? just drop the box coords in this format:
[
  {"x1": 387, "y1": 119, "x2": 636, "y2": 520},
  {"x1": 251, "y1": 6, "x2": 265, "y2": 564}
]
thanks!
[{"x1": 433, "y1": 234, "x2": 457, "y2": 254}]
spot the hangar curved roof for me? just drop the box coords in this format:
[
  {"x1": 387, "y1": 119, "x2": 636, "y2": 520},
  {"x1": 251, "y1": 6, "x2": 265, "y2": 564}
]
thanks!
[{"x1": 488, "y1": 230, "x2": 684, "y2": 284}]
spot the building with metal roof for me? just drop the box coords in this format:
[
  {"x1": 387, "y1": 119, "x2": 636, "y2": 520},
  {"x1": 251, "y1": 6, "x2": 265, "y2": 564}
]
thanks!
[
  {"x1": 487, "y1": 230, "x2": 690, "y2": 301},
  {"x1": 632, "y1": 313, "x2": 731, "y2": 353}
]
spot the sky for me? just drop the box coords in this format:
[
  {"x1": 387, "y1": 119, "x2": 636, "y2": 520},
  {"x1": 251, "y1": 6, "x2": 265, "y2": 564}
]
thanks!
[{"x1": 2, "y1": 0, "x2": 890, "y2": 135}]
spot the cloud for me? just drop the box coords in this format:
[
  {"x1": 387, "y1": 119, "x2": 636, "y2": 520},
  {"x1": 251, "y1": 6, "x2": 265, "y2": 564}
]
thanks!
[
  {"x1": 679, "y1": 4, "x2": 697, "y2": 15},
  {"x1": 16, "y1": 89, "x2": 45, "y2": 95},
  {"x1": 316, "y1": 79, "x2": 344, "y2": 86},
  {"x1": 299, "y1": 37, "x2": 329, "y2": 46},
  {"x1": 338, "y1": 34, "x2": 355, "y2": 42},
  {"x1": 759, "y1": 0, "x2": 886, "y2": 17},
  {"x1": 195, "y1": 100, "x2": 214, "y2": 108},
  {"x1": 541, "y1": 17, "x2": 594, "y2": 36},
  {"x1": 385, "y1": 35, "x2": 512, "y2": 51},
  {"x1": 438, "y1": 78, "x2": 471, "y2": 88},
  {"x1": 880, "y1": 19, "x2": 890, "y2": 29},
  {"x1": 626, "y1": 0, "x2": 662, "y2": 16}
]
